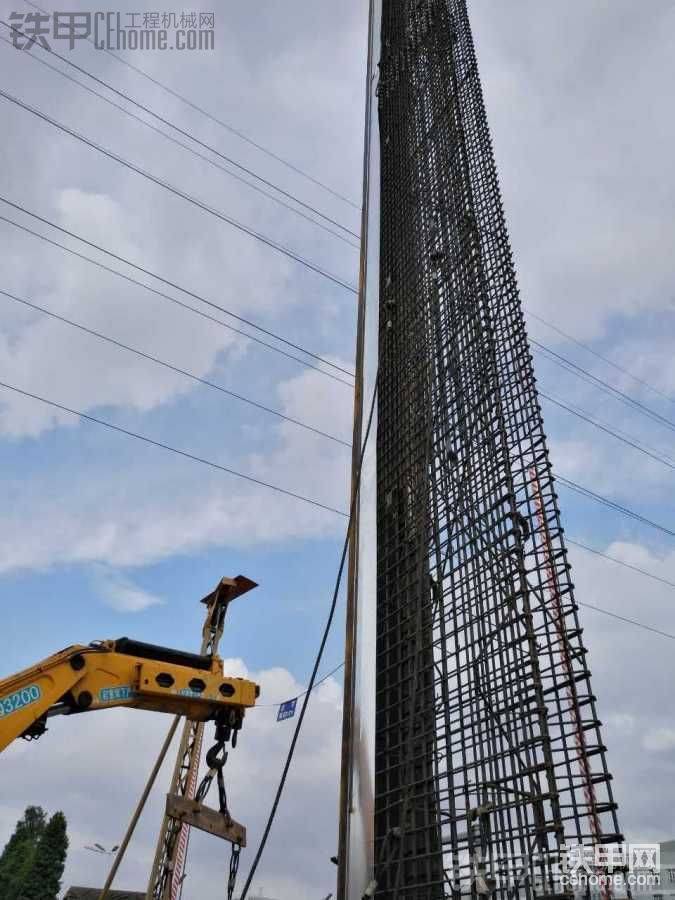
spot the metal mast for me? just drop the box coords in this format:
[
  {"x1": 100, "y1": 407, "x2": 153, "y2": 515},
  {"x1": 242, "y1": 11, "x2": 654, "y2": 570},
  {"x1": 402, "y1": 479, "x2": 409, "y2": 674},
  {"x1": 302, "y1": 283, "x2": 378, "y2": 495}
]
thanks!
[
  {"x1": 146, "y1": 575, "x2": 256, "y2": 900},
  {"x1": 339, "y1": 1, "x2": 626, "y2": 898}
]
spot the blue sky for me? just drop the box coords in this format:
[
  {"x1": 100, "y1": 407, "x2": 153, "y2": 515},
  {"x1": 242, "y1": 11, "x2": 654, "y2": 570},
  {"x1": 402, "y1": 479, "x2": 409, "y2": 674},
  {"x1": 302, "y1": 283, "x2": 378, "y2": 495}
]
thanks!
[{"x1": 0, "y1": 0, "x2": 674, "y2": 898}]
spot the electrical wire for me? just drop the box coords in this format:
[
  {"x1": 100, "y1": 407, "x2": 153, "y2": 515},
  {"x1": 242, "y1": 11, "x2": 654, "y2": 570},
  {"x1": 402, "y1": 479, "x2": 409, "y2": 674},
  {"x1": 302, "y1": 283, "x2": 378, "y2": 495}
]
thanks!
[
  {"x1": 576, "y1": 601, "x2": 675, "y2": 641},
  {"x1": 0, "y1": 194, "x2": 353, "y2": 377},
  {"x1": 0, "y1": 379, "x2": 672, "y2": 649},
  {"x1": 11, "y1": 199, "x2": 671, "y2": 437},
  {"x1": 238, "y1": 371, "x2": 379, "y2": 900},
  {"x1": 541, "y1": 352, "x2": 668, "y2": 435},
  {"x1": 0, "y1": 378, "x2": 349, "y2": 517},
  {"x1": 540, "y1": 391, "x2": 675, "y2": 471},
  {"x1": 0, "y1": 287, "x2": 351, "y2": 448},
  {"x1": 0, "y1": 216, "x2": 672, "y2": 620},
  {"x1": 1, "y1": 210, "x2": 671, "y2": 537},
  {"x1": 0, "y1": 358, "x2": 670, "y2": 537},
  {"x1": 557, "y1": 477, "x2": 675, "y2": 539},
  {"x1": 0, "y1": 199, "x2": 356, "y2": 386},
  {"x1": 0, "y1": 24, "x2": 359, "y2": 246},
  {"x1": 533, "y1": 339, "x2": 675, "y2": 435},
  {"x1": 568, "y1": 538, "x2": 675, "y2": 591},
  {"x1": 0, "y1": 34, "x2": 356, "y2": 251},
  {"x1": 254, "y1": 662, "x2": 346, "y2": 709},
  {"x1": 0, "y1": 88, "x2": 358, "y2": 295},
  {"x1": 5, "y1": 199, "x2": 673, "y2": 468},
  {"x1": 22, "y1": 0, "x2": 361, "y2": 211},
  {"x1": 526, "y1": 308, "x2": 675, "y2": 407}
]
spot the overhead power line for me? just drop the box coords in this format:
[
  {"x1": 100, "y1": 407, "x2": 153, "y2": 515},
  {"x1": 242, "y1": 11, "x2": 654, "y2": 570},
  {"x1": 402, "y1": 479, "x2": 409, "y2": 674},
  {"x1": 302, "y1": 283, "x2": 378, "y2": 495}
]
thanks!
[
  {"x1": 7, "y1": 193, "x2": 672, "y2": 450},
  {"x1": 254, "y1": 662, "x2": 346, "y2": 709},
  {"x1": 0, "y1": 379, "x2": 348, "y2": 517},
  {"x1": 541, "y1": 354, "x2": 668, "y2": 434},
  {"x1": 540, "y1": 391, "x2": 675, "y2": 471},
  {"x1": 576, "y1": 601, "x2": 675, "y2": 641},
  {"x1": 0, "y1": 347, "x2": 669, "y2": 540},
  {"x1": 533, "y1": 339, "x2": 675, "y2": 435},
  {"x1": 0, "y1": 212, "x2": 351, "y2": 387},
  {"x1": 10, "y1": 194, "x2": 666, "y2": 432},
  {"x1": 557, "y1": 476, "x2": 675, "y2": 539},
  {"x1": 527, "y1": 308, "x2": 675, "y2": 407},
  {"x1": 2, "y1": 217, "x2": 672, "y2": 538},
  {"x1": 0, "y1": 287, "x2": 352, "y2": 448},
  {"x1": 0, "y1": 34, "x2": 355, "y2": 250},
  {"x1": 0, "y1": 25, "x2": 359, "y2": 247},
  {"x1": 0, "y1": 379, "x2": 672, "y2": 644},
  {"x1": 0, "y1": 198, "x2": 356, "y2": 385},
  {"x1": 22, "y1": 0, "x2": 361, "y2": 212},
  {"x1": 569, "y1": 538, "x2": 675, "y2": 591},
  {"x1": 0, "y1": 197, "x2": 352, "y2": 375},
  {"x1": 0, "y1": 88, "x2": 358, "y2": 295}
]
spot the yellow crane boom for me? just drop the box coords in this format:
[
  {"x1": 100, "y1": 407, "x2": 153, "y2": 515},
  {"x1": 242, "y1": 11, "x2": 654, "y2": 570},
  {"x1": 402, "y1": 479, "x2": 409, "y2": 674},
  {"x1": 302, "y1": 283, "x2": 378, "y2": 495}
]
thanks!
[{"x1": 0, "y1": 637, "x2": 259, "y2": 754}]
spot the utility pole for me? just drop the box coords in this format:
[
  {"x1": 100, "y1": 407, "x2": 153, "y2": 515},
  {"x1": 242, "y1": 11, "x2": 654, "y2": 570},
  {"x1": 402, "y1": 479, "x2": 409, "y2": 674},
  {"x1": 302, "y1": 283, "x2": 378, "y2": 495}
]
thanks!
[{"x1": 146, "y1": 575, "x2": 257, "y2": 900}]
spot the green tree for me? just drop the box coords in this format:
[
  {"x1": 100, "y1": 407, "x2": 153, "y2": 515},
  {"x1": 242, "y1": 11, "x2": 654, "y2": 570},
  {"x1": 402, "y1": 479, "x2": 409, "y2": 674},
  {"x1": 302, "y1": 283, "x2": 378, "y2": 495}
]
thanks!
[
  {"x1": 0, "y1": 806, "x2": 47, "y2": 900},
  {"x1": 19, "y1": 811, "x2": 68, "y2": 900}
]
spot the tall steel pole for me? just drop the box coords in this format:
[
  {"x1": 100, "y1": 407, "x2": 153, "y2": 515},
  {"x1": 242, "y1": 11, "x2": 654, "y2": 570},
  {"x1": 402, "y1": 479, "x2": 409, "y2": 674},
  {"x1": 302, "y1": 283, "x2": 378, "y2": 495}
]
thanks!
[{"x1": 337, "y1": 0, "x2": 379, "y2": 896}]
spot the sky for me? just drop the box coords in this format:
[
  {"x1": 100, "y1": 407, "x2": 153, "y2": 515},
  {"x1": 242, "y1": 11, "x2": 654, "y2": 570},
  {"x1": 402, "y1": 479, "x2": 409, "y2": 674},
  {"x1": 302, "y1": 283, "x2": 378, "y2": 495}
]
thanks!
[{"x1": 0, "y1": 0, "x2": 674, "y2": 898}]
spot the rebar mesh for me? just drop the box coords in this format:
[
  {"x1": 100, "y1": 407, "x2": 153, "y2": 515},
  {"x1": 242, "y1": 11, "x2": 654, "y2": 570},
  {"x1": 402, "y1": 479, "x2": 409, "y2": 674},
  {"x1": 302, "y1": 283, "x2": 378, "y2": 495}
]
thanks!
[{"x1": 372, "y1": 2, "x2": 624, "y2": 898}]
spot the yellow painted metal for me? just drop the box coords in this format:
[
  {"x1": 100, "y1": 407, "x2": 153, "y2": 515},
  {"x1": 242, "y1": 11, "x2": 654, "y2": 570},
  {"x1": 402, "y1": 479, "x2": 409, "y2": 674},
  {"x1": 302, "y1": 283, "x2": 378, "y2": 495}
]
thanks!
[{"x1": 0, "y1": 641, "x2": 258, "y2": 754}]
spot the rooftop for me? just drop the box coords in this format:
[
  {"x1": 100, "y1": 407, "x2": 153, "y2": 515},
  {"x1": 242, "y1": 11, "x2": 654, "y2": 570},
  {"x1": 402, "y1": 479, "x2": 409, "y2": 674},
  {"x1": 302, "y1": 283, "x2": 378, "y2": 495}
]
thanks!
[{"x1": 64, "y1": 889, "x2": 145, "y2": 900}]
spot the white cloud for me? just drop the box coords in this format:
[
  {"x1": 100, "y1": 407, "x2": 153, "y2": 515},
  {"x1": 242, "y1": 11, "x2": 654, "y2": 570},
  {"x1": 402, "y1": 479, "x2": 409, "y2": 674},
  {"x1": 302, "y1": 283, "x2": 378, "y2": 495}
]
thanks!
[
  {"x1": 95, "y1": 568, "x2": 164, "y2": 613},
  {"x1": 605, "y1": 713, "x2": 637, "y2": 735},
  {"x1": 547, "y1": 427, "x2": 672, "y2": 504},
  {"x1": 642, "y1": 728, "x2": 675, "y2": 753},
  {"x1": 569, "y1": 539, "x2": 675, "y2": 841},
  {"x1": 0, "y1": 185, "x2": 270, "y2": 439},
  {"x1": 472, "y1": 0, "x2": 675, "y2": 340},
  {"x1": 0, "y1": 361, "x2": 353, "y2": 574},
  {"x1": 610, "y1": 332, "x2": 675, "y2": 396}
]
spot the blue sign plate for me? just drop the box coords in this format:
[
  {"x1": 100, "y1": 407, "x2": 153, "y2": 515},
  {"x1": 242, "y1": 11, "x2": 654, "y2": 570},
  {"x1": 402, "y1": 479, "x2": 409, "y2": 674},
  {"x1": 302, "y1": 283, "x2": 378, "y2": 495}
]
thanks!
[
  {"x1": 277, "y1": 698, "x2": 298, "y2": 722},
  {"x1": 0, "y1": 684, "x2": 41, "y2": 718},
  {"x1": 99, "y1": 686, "x2": 134, "y2": 703}
]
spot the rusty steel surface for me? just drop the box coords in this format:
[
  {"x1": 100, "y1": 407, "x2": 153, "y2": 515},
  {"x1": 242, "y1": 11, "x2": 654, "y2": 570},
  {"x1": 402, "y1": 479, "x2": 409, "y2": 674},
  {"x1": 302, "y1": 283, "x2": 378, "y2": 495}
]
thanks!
[
  {"x1": 165, "y1": 795, "x2": 246, "y2": 846},
  {"x1": 341, "y1": 2, "x2": 626, "y2": 899}
]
